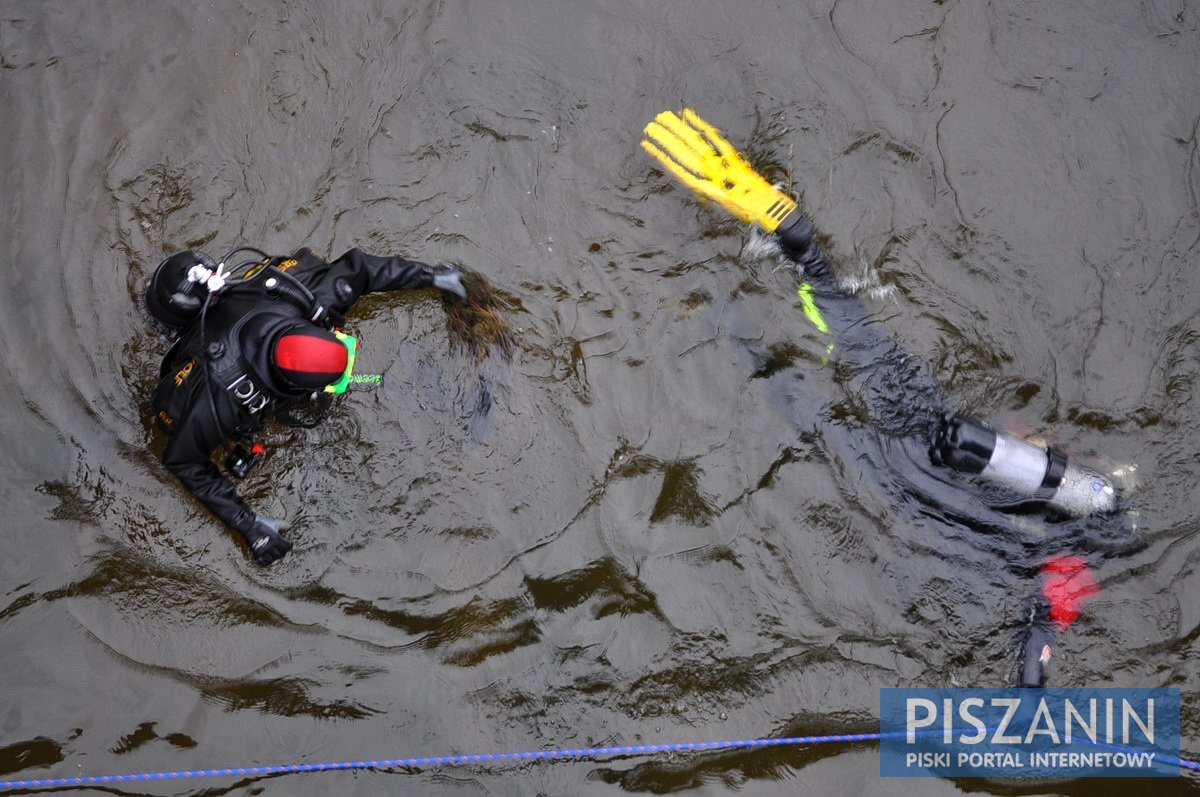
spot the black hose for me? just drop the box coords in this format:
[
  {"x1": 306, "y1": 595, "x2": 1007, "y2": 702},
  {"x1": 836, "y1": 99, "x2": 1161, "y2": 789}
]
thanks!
[
  {"x1": 196, "y1": 293, "x2": 223, "y2": 431},
  {"x1": 219, "y1": 244, "x2": 271, "y2": 264}
]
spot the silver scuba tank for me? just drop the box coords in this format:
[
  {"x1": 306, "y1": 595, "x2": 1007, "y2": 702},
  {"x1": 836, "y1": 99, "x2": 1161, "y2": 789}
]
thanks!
[{"x1": 929, "y1": 414, "x2": 1117, "y2": 517}]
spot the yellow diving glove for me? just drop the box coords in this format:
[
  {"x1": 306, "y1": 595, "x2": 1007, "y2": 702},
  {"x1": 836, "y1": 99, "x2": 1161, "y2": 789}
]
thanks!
[{"x1": 640, "y1": 109, "x2": 800, "y2": 233}]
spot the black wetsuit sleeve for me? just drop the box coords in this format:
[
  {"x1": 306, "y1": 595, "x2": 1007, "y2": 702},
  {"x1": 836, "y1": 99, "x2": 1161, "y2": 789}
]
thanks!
[
  {"x1": 776, "y1": 216, "x2": 949, "y2": 438},
  {"x1": 287, "y1": 247, "x2": 436, "y2": 323},
  {"x1": 160, "y1": 387, "x2": 257, "y2": 536},
  {"x1": 335, "y1": 248, "x2": 436, "y2": 294}
]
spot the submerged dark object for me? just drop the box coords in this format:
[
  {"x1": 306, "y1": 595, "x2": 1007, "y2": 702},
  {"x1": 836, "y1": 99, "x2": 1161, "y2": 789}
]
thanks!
[{"x1": 1016, "y1": 556, "x2": 1100, "y2": 687}]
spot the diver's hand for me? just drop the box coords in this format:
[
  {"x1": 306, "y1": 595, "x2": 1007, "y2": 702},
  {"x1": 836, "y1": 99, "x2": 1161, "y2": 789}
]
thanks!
[
  {"x1": 241, "y1": 516, "x2": 294, "y2": 566},
  {"x1": 430, "y1": 263, "x2": 468, "y2": 299}
]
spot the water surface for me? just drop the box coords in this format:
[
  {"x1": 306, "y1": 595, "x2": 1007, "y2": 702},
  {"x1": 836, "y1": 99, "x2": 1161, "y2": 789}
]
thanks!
[{"x1": 2, "y1": 1, "x2": 1199, "y2": 794}]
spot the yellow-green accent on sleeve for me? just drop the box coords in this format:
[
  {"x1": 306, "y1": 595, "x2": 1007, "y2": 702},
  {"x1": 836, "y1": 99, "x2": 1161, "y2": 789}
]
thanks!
[{"x1": 796, "y1": 282, "x2": 829, "y2": 334}]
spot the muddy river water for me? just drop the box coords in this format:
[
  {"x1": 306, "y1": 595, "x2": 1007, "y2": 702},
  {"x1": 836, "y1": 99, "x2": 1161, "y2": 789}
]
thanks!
[{"x1": 3, "y1": 1, "x2": 1200, "y2": 794}]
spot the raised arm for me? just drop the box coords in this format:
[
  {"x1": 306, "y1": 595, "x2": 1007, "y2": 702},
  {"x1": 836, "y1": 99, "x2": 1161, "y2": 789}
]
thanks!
[{"x1": 643, "y1": 109, "x2": 945, "y2": 438}]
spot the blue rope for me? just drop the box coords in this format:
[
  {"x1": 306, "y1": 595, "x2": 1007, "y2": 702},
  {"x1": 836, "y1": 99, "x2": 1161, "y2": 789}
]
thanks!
[
  {"x1": 0, "y1": 732, "x2": 1195, "y2": 790},
  {"x1": 0, "y1": 734, "x2": 881, "y2": 790}
]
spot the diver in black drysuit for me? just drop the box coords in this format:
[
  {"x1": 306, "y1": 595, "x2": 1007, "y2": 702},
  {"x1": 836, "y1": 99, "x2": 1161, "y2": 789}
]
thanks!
[
  {"x1": 639, "y1": 108, "x2": 1124, "y2": 687},
  {"x1": 762, "y1": 215, "x2": 1125, "y2": 687},
  {"x1": 147, "y1": 246, "x2": 467, "y2": 566}
]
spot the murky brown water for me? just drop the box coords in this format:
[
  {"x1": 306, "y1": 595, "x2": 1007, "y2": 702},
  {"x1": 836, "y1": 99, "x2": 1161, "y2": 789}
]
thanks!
[{"x1": 3, "y1": 1, "x2": 1200, "y2": 794}]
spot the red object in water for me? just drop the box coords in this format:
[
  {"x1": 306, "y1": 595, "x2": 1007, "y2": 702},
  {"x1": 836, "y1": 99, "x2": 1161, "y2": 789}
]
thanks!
[{"x1": 1042, "y1": 555, "x2": 1100, "y2": 629}]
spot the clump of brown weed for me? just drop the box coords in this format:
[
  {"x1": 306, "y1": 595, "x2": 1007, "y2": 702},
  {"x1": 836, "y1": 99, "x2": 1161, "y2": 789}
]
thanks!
[{"x1": 441, "y1": 267, "x2": 515, "y2": 362}]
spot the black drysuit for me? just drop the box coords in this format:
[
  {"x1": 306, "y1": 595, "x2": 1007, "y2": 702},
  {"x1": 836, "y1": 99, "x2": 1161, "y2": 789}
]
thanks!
[
  {"x1": 152, "y1": 247, "x2": 435, "y2": 551},
  {"x1": 772, "y1": 220, "x2": 1096, "y2": 687}
]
